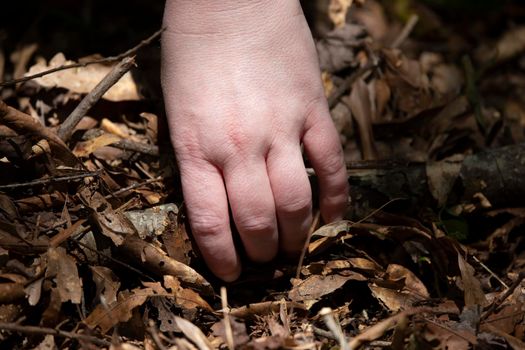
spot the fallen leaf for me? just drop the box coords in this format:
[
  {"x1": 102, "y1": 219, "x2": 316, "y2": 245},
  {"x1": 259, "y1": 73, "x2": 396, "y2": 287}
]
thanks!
[
  {"x1": 347, "y1": 78, "x2": 377, "y2": 159},
  {"x1": 457, "y1": 254, "x2": 488, "y2": 307},
  {"x1": 46, "y1": 247, "x2": 82, "y2": 304},
  {"x1": 289, "y1": 273, "x2": 366, "y2": 305},
  {"x1": 329, "y1": 0, "x2": 353, "y2": 28},
  {"x1": 84, "y1": 287, "x2": 155, "y2": 333},
  {"x1": 90, "y1": 266, "x2": 121, "y2": 305},
  {"x1": 27, "y1": 53, "x2": 140, "y2": 101},
  {"x1": 316, "y1": 24, "x2": 366, "y2": 73},
  {"x1": 174, "y1": 316, "x2": 214, "y2": 350},
  {"x1": 73, "y1": 133, "x2": 121, "y2": 158},
  {"x1": 80, "y1": 188, "x2": 136, "y2": 246},
  {"x1": 163, "y1": 275, "x2": 212, "y2": 311}
]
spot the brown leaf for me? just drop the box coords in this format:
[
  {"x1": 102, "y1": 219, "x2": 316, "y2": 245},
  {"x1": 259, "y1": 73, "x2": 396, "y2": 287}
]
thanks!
[
  {"x1": 229, "y1": 301, "x2": 306, "y2": 319},
  {"x1": 289, "y1": 273, "x2": 366, "y2": 305},
  {"x1": 119, "y1": 235, "x2": 213, "y2": 296},
  {"x1": 349, "y1": 312, "x2": 409, "y2": 349},
  {"x1": 84, "y1": 287, "x2": 155, "y2": 333},
  {"x1": 80, "y1": 189, "x2": 136, "y2": 246},
  {"x1": 457, "y1": 254, "x2": 488, "y2": 307},
  {"x1": 90, "y1": 266, "x2": 121, "y2": 305},
  {"x1": 329, "y1": 0, "x2": 353, "y2": 28},
  {"x1": 46, "y1": 247, "x2": 82, "y2": 304},
  {"x1": 387, "y1": 264, "x2": 430, "y2": 299},
  {"x1": 163, "y1": 275, "x2": 212, "y2": 311},
  {"x1": 174, "y1": 316, "x2": 214, "y2": 350},
  {"x1": 73, "y1": 133, "x2": 121, "y2": 158},
  {"x1": 347, "y1": 78, "x2": 378, "y2": 159},
  {"x1": 426, "y1": 157, "x2": 464, "y2": 207},
  {"x1": 27, "y1": 53, "x2": 140, "y2": 101},
  {"x1": 316, "y1": 24, "x2": 365, "y2": 73}
]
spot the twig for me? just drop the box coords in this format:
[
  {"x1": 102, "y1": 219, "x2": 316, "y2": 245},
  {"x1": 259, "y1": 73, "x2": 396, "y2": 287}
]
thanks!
[
  {"x1": 348, "y1": 312, "x2": 409, "y2": 349},
  {"x1": 481, "y1": 271, "x2": 525, "y2": 322},
  {"x1": 0, "y1": 171, "x2": 101, "y2": 191},
  {"x1": 58, "y1": 56, "x2": 136, "y2": 141},
  {"x1": 390, "y1": 14, "x2": 419, "y2": 49},
  {"x1": 328, "y1": 63, "x2": 375, "y2": 109},
  {"x1": 0, "y1": 101, "x2": 78, "y2": 166},
  {"x1": 112, "y1": 139, "x2": 159, "y2": 156},
  {"x1": 472, "y1": 255, "x2": 508, "y2": 289},
  {"x1": 72, "y1": 237, "x2": 155, "y2": 282},
  {"x1": 0, "y1": 322, "x2": 110, "y2": 347},
  {"x1": 220, "y1": 287, "x2": 235, "y2": 350},
  {"x1": 295, "y1": 211, "x2": 321, "y2": 280},
  {"x1": 147, "y1": 321, "x2": 168, "y2": 350},
  {"x1": 105, "y1": 176, "x2": 163, "y2": 199},
  {"x1": 320, "y1": 308, "x2": 350, "y2": 350},
  {"x1": 0, "y1": 28, "x2": 163, "y2": 88},
  {"x1": 423, "y1": 318, "x2": 475, "y2": 344}
]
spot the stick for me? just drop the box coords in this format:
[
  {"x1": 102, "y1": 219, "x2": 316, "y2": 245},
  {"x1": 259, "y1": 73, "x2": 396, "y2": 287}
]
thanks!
[
  {"x1": 0, "y1": 28, "x2": 163, "y2": 88},
  {"x1": 320, "y1": 308, "x2": 350, "y2": 350},
  {"x1": 105, "y1": 176, "x2": 163, "y2": 199},
  {"x1": 58, "y1": 56, "x2": 135, "y2": 141},
  {"x1": 0, "y1": 322, "x2": 110, "y2": 347},
  {"x1": 0, "y1": 101, "x2": 78, "y2": 166},
  {"x1": 220, "y1": 287, "x2": 235, "y2": 350},
  {"x1": 112, "y1": 139, "x2": 160, "y2": 156},
  {"x1": 390, "y1": 14, "x2": 419, "y2": 49},
  {"x1": 0, "y1": 171, "x2": 101, "y2": 191},
  {"x1": 481, "y1": 272, "x2": 525, "y2": 322},
  {"x1": 327, "y1": 63, "x2": 375, "y2": 109}
]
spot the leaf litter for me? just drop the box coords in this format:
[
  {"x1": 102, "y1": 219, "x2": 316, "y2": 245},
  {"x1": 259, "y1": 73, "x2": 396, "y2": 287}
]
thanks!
[{"x1": 0, "y1": 0, "x2": 524, "y2": 349}]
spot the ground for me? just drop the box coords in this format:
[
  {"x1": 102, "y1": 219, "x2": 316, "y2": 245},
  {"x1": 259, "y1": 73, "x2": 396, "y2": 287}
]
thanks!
[{"x1": 0, "y1": 0, "x2": 524, "y2": 349}]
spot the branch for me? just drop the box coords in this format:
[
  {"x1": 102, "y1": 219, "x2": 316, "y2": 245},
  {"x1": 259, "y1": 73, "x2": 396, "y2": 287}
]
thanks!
[
  {"x1": 0, "y1": 170, "x2": 101, "y2": 191},
  {"x1": 58, "y1": 56, "x2": 135, "y2": 142},
  {"x1": 0, "y1": 28, "x2": 163, "y2": 88},
  {"x1": 0, "y1": 322, "x2": 110, "y2": 347},
  {"x1": 0, "y1": 101, "x2": 78, "y2": 166}
]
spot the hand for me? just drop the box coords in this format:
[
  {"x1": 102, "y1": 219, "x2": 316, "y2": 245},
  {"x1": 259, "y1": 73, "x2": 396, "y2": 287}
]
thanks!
[{"x1": 161, "y1": 0, "x2": 348, "y2": 281}]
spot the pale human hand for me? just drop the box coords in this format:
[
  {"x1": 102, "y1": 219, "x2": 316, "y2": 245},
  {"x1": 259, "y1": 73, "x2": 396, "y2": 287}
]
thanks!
[{"x1": 161, "y1": 0, "x2": 348, "y2": 281}]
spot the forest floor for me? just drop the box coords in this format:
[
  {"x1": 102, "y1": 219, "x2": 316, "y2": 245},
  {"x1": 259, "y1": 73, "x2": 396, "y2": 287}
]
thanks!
[{"x1": 0, "y1": 0, "x2": 524, "y2": 349}]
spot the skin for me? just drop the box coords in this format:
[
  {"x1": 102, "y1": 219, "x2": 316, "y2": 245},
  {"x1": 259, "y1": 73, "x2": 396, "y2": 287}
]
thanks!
[{"x1": 161, "y1": 0, "x2": 348, "y2": 282}]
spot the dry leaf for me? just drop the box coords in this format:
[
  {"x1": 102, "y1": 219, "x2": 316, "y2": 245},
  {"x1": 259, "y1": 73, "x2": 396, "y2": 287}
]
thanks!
[
  {"x1": 90, "y1": 266, "x2": 121, "y2": 305},
  {"x1": 27, "y1": 53, "x2": 140, "y2": 101},
  {"x1": 387, "y1": 264, "x2": 429, "y2": 299},
  {"x1": 289, "y1": 273, "x2": 366, "y2": 305},
  {"x1": 84, "y1": 287, "x2": 155, "y2": 333},
  {"x1": 163, "y1": 275, "x2": 212, "y2": 311},
  {"x1": 119, "y1": 235, "x2": 213, "y2": 296},
  {"x1": 426, "y1": 157, "x2": 464, "y2": 207},
  {"x1": 174, "y1": 316, "x2": 214, "y2": 350},
  {"x1": 80, "y1": 189, "x2": 136, "y2": 246},
  {"x1": 316, "y1": 24, "x2": 365, "y2": 73},
  {"x1": 457, "y1": 254, "x2": 488, "y2": 307},
  {"x1": 73, "y1": 133, "x2": 121, "y2": 158},
  {"x1": 229, "y1": 301, "x2": 306, "y2": 319},
  {"x1": 101, "y1": 118, "x2": 130, "y2": 138},
  {"x1": 347, "y1": 78, "x2": 377, "y2": 159},
  {"x1": 329, "y1": 0, "x2": 353, "y2": 28},
  {"x1": 46, "y1": 247, "x2": 82, "y2": 304}
]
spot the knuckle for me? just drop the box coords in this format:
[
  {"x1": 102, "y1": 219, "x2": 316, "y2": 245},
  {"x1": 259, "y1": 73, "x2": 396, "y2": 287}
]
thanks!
[
  {"x1": 236, "y1": 215, "x2": 275, "y2": 236},
  {"x1": 190, "y1": 214, "x2": 225, "y2": 237},
  {"x1": 277, "y1": 194, "x2": 312, "y2": 217},
  {"x1": 320, "y1": 147, "x2": 345, "y2": 178}
]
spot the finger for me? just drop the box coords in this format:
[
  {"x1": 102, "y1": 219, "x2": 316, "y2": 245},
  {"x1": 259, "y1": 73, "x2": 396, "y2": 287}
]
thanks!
[
  {"x1": 223, "y1": 159, "x2": 278, "y2": 262},
  {"x1": 267, "y1": 144, "x2": 312, "y2": 256},
  {"x1": 303, "y1": 106, "x2": 349, "y2": 223},
  {"x1": 179, "y1": 159, "x2": 241, "y2": 282}
]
